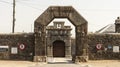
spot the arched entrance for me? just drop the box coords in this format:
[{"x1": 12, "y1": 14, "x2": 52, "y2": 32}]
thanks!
[
  {"x1": 53, "y1": 40, "x2": 65, "y2": 57},
  {"x1": 34, "y1": 6, "x2": 88, "y2": 63}
]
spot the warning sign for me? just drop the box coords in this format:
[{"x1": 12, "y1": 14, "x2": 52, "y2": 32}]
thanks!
[
  {"x1": 96, "y1": 44, "x2": 102, "y2": 50},
  {"x1": 18, "y1": 43, "x2": 25, "y2": 50},
  {"x1": 11, "y1": 47, "x2": 18, "y2": 54},
  {"x1": 113, "y1": 46, "x2": 119, "y2": 53}
]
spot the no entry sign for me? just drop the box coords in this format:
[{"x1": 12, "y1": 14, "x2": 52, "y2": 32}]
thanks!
[
  {"x1": 96, "y1": 44, "x2": 102, "y2": 50},
  {"x1": 18, "y1": 43, "x2": 25, "y2": 50}
]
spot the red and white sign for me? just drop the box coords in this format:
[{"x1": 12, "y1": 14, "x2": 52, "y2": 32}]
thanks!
[
  {"x1": 18, "y1": 43, "x2": 25, "y2": 50},
  {"x1": 96, "y1": 44, "x2": 102, "y2": 50}
]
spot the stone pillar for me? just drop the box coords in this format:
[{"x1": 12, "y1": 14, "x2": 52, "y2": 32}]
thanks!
[
  {"x1": 65, "y1": 46, "x2": 71, "y2": 58},
  {"x1": 47, "y1": 46, "x2": 52, "y2": 57},
  {"x1": 66, "y1": 39, "x2": 71, "y2": 58},
  {"x1": 47, "y1": 37, "x2": 53, "y2": 57},
  {"x1": 75, "y1": 23, "x2": 88, "y2": 63},
  {"x1": 34, "y1": 25, "x2": 47, "y2": 62}
]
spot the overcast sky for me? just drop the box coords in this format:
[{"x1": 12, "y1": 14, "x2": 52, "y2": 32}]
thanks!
[{"x1": 0, "y1": 0, "x2": 120, "y2": 34}]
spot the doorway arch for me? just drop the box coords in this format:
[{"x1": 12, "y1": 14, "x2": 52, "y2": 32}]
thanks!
[
  {"x1": 53, "y1": 40, "x2": 65, "y2": 57},
  {"x1": 34, "y1": 6, "x2": 88, "y2": 63}
]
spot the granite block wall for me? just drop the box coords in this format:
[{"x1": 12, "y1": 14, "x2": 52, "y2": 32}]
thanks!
[
  {"x1": 88, "y1": 33, "x2": 120, "y2": 60},
  {"x1": 0, "y1": 32, "x2": 120, "y2": 61},
  {"x1": 0, "y1": 33, "x2": 34, "y2": 61}
]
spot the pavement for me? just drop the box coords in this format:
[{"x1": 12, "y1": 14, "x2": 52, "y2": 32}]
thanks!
[{"x1": 0, "y1": 58, "x2": 120, "y2": 67}]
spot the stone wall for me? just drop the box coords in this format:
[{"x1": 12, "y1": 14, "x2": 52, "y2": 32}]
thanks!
[
  {"x1": 1, "y1": 32, "x2": 120, "y2": 61},
  {"x1": 88, "y1": 33, "x2": 120, "y2": 60},
  {"x1": 0, "y1": 33, "x2": 34, "y2": 61}
]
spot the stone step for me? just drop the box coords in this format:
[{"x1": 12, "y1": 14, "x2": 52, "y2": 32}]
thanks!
[{"x1": 47, "y1": 57, "x2": 72, "y2": 63}]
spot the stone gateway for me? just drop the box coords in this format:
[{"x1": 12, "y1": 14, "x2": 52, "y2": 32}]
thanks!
[{"x1": 34, "y1": 6, "x2": 88, "y2": 62}]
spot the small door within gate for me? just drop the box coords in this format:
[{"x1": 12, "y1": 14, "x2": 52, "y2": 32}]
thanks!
[{"x1": 53, "y1": 40, "x2": 65, "y2": 57}]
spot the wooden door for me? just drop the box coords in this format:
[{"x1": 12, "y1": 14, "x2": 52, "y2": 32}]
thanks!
[{"x1": 53, "y1": 40, "x2": 65, "y2": 57}]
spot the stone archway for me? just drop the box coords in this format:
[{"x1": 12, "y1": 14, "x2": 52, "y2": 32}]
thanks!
[
  {"x1": 53, "y1": 40, "x2": 65, "y2": 57},
  {"x1": 34, "y1": 6, "x2": 88, "y2": 63}
]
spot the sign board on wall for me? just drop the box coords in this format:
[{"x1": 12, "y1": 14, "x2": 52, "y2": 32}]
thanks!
[
  {"x1": 0, "y1": 46, "x2": 9, "y2": 48},
  {"x1": 18, "y1": 43, "x2": 26, "y2": 50},
  {"x1": 11, "y1": 47, "x2": 18, "y2": 54},
  {"x1": 0, "y1": 46, "x2": 9, "y2": 52},
  {"x1": 19, "y1": 44, "x2": 25, "y2": 50},
  {"x1": 113, "y1": 46, "x2": 119, "y2": 53},
  {"x1": 108, "y1": 45, "x2": 112, "y2": 49},
  {"x1": 96, "y1": 44, "x2": 102, "y2": 50}
]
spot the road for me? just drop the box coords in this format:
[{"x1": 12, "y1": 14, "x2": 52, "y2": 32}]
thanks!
[{"x1": 0, "y1": 58, "x2": 120, "y2": 67}]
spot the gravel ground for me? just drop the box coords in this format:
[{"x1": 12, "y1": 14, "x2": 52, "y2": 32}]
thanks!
[{"x1": 0, "y1": 60, "x2": 120, "y2": 67}]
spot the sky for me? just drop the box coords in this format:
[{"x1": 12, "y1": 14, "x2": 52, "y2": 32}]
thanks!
[{"x1": 0, "y1": 0, "x2": 120, "y2": 34}]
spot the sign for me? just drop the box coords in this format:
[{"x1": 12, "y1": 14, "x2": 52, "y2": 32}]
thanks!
[
  {"x1": 0, "y1": 46, "x2": 9, "y2": 48},
  {"x1": 96, "y1": 44, "x2": 102, "y2": 50},
  {"x1": 108, "y1": 45, "x2": 112, "y2": 49},
  {"x1": 11, "y1": 47, "x2": 18, "y2": 54},
  {"x1": 0, "y1": 48, "x2": 8, "y2": 52},
  {"x1": 18, "y1": 43, "x2": 25, "y2": 50},
  {"x1": 113, "y1": 46, "x2": 119, "y2": 53},
  {"x1": 0, "y1": 46, "x2": 9, "y2": 52}
]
